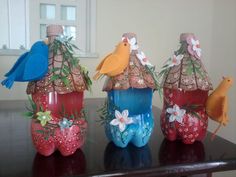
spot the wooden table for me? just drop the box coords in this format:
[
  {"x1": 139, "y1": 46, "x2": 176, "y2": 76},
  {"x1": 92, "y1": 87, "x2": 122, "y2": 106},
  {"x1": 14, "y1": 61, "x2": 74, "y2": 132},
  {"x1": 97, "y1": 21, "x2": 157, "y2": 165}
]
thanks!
[{"x1": 0, "y1": 98, "x2": 235, "y2": 177}]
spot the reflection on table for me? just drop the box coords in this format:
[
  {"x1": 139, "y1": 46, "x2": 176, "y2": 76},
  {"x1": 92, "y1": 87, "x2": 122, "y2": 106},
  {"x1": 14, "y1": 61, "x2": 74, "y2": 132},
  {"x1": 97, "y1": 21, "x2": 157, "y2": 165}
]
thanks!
[
  {"x1": 159, "y1": 139, "x2": 205, "y2": 165},
  {"x1": 104, "y1": 142, "x2": 152, "y2": 170},
  {"x1": 32, "y1": 149, "x2": 86, "y2": 177}
]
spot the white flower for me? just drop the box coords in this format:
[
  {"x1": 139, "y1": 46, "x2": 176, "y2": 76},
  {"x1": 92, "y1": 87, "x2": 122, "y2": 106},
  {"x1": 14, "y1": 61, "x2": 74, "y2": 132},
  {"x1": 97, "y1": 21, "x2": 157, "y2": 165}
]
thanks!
[
  {"x1": 168, "y1": 54, "x2": 184, "y2": 67},
  {"x1": 191, "y1": 38, "x2": 202, "y2": 58},
  {"x1": 110, "y1": 110, "x2": 134, "y2": 132},
  {"x1": 136, "y1": 51, "x2": 153, "y2": 66},
  {"x1": 166, "y1": 104, "x2": 186, "y2": 123},
  {"x1": 114, "y1": 82, "x2": 120, "y2": 87},
  {"x1": 122, "y1": 37, "x2": 139, "y2": 52},
  {"x1": 138, "y1": 79, "x2": 144, "y2": 85}
]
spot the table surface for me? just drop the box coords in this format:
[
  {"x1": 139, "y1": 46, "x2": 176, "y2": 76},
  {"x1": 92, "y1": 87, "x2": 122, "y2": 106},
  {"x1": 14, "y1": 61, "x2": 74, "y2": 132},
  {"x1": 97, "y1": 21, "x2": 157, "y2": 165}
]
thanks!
[{"x1": 0, "y1": 98, "x2": 236, "y2": 177}]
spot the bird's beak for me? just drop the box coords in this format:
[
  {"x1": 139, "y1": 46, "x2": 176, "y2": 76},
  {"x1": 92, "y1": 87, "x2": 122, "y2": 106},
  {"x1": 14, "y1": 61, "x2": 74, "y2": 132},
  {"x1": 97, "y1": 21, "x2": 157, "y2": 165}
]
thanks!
[{"x1": 43, "y1": 38, "x2": 49, "y2": 45}]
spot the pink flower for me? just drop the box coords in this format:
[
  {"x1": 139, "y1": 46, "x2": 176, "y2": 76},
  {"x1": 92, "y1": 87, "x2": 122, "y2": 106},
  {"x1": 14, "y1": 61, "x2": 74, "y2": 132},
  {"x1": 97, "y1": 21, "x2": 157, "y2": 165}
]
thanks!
[{"x1": 186, "y1": 36, "x2": 202, "y2": 59}]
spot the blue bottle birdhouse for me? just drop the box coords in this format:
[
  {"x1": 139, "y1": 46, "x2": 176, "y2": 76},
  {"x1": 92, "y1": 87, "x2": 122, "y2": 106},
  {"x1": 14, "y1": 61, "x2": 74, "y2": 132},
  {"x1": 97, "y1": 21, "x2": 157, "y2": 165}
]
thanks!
[{"x1": 96, "y1": 33, "x2": 159, "y2": 148}]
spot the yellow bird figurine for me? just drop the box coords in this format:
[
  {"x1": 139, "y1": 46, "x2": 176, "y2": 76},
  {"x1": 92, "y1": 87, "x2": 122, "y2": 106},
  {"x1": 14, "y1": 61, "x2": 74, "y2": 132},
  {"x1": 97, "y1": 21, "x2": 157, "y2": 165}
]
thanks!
[
  {"x1": 93, "y1": 40, "x2": 130, "y2": 80},
  {"x1": 206, "y1": 77, "x2": 233, "y2": 140}
]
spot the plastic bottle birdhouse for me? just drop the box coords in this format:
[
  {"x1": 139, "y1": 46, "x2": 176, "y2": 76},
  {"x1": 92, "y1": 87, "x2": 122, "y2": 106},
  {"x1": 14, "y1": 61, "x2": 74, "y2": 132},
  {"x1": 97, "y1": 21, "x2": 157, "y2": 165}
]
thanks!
[
  {"x1": 96, "y1": 33, "x2": 159, "y2": 148},
  {"x1": 159, "y1": 33, "x2": 213, "y2": 144},
  {"x1": 26, "y1": 25, "x2": 92, "y2": 156}
]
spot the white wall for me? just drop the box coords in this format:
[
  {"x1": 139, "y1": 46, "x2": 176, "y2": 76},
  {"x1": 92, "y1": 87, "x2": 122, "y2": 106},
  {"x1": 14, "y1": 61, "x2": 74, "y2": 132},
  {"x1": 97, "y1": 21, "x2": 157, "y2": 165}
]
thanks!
[
  {"x1": 208, "y1": 0, "x2": 236, "y2": 144},
  {"x1": 0, "y1": 0, "x2": 235, "y2": 146}
]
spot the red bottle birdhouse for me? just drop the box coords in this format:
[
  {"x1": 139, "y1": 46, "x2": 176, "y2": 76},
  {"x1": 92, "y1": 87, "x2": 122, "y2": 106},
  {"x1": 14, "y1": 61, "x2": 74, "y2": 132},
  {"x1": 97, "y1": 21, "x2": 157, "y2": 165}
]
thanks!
[
  {"x1": 160, "y1": 33, "x2": 213, "y2": 144},
  {"x1": 27, "y1": 25, "x2": 91, "y2": 156}
]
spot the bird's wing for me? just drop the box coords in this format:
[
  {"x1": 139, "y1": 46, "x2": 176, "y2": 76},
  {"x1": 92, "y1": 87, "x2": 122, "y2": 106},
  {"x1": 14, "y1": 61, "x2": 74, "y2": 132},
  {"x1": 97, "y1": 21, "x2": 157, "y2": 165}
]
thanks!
[
  {"x1": 23, "y1": 53, "x2": 48, "y2": 81},
  {"x1": 99, "y1": 54, "x2": 121, "y2": 74},
  {"x1": 5, "y1": 52, "x2": 29, "y2": 77},
  {"x1": 96, "y1": 53, "x2": 112, "y2": 71},
  {"x1": 208, "y1": 96, "x2": 226, "y2": 123}
]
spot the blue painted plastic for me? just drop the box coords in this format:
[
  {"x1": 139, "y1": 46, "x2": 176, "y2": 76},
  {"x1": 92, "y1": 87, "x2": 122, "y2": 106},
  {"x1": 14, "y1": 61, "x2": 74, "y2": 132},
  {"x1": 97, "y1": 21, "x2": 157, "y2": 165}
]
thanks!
[{"x1": 106, "y1": 88, "x2": 154, "y2": 148}]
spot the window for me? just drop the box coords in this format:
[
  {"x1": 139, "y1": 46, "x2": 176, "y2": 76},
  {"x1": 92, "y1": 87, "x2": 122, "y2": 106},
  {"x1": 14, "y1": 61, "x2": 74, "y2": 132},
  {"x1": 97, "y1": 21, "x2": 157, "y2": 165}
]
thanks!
[
  {"x1": 0, "y1": 0, "x2": 29, "y2": 55},
  {"x1": 0, "y1": 0, "x2": 97, "y2": 57}
]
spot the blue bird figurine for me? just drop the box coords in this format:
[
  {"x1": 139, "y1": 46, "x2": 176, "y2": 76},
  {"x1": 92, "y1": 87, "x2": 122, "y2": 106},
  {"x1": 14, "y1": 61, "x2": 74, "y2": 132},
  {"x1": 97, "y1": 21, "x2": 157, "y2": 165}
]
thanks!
[{"x1": 1, "y1": 41, "x2": 49, "y2": 89}]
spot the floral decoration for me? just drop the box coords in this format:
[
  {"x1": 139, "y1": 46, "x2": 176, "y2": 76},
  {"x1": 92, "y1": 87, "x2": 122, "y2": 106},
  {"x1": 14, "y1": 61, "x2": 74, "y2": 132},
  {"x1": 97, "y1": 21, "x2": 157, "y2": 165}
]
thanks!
[
  {"x1": 36, "y1": 111, "x2": 52, "y2": 126},
  {"x1": 58, "y1": 118, "x2": 73, "y2": 130},
  {"x1": 186, "y1": 36, "x2": 202, "y2": 59},
  {"x1": 122, "y1": 37, "x2": 153, "y2": 67},
  {"x1": 136, "y1": 51, "x2": 153, "y2": 66},
  {"x1": 110, "y1": 110, "x2": 134, "y2": 132},
  {"x1": 169, "y1": 54, "x2": 184, "y2": 67},
  {"x1": 166, "y1": 104, "x2": 186, "y2": 123},
  {"x1": 48, "y1": 35, "x2": 92, "y2": 91}
]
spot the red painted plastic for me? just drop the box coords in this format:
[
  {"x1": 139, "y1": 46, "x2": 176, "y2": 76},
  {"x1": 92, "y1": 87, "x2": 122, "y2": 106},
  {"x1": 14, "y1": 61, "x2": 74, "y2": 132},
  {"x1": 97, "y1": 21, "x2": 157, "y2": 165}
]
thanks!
[
  {"x1": 31, "y1": 91, "x2": 87, "y2": 156},
  {"x1": 161, "y1": 88, "x2": 209, "y2": 144}
]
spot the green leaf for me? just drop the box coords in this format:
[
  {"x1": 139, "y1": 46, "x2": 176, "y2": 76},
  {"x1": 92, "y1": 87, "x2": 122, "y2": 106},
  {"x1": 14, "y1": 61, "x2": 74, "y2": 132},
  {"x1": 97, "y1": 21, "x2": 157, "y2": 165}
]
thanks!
[
  {"x1": 50, "y1": 74, "x2": 60, "y2": 82},
  {"x1": 61, "y1": 76, "x2": 70, "y2": 87},
  {"x1": 35, "y1": 130, "x2": 44, "y2": 134},
  {"x1": 39, "y1": 106, "x2": 44, "y2": 112},
  {"x1": 44, "y1": 136, "x2": 49, "y2": 141},
  {"x1": 158, "y1": 88, "x2": 163, "y2": 100},
  {"x1": 28, "y1": 96, "x2": 37, "y2": 111},
  {"x1": 195, "y1": 68, "x2": 205, "y2": 79},
  {"x1": 70, "y1": 114, "x2": 75, "y2": 119},
  {"x1": 50, "y1": 67, "x2": 60, "y2": 73},
  {"x1": 190, "y1": 111, "x2": 201, "y2": 119},
  {"x1": 22, "y1": 111, "x2": 34, "y2": 118},
  {"x1": 62, "y1": 67, "x2": 70, "y2": 76},
  {"x1": 186, "y1": 66, "x2": 193, "y2": 75},
  {"x1": 68, "y1": 36, "x2": 73, "y2": 41}
]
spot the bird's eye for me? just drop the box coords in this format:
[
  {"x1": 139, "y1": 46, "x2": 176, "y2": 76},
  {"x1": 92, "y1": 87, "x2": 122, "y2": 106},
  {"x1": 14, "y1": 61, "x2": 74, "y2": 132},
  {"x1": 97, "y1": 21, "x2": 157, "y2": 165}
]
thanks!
[
  {"x1": 124, "y1": 43, "x2": 127, "y2": 46},
  {"x1": 228, "y1": 79, "x2": 230, "y2": 82}
]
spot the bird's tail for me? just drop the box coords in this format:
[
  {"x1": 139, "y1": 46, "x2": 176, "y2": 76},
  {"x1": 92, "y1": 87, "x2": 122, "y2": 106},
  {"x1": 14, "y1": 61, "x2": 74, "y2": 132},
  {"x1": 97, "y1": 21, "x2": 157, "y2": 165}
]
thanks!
[
  {"x1": 1, "y1": 75, "x2": 15, "y2": 89},
  {"x1": 93, "y1": 72, "x2": 102, "y2": 80}
]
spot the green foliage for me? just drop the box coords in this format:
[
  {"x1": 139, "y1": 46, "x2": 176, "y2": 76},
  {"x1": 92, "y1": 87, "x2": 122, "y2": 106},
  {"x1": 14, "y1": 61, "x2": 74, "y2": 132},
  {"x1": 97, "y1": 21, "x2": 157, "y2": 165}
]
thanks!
[
  {"x1": 23, "y1": 96, "x2": 37, "y2": 119},
  {"x1": 49, "y1": 35, "x2": 92, "y2": 90},
  {"x1": 144, "y1": 65, "x2": 163, "y2": 99},
  {"x1": 181, "y1": 104, "x2": 204, "y2": 119},
  {"x1": 97, "y1": 99, "x2": 119, "y2": 125},
  {"x1": 80, "y1": 66, "x2": 92, "y2": 91}
]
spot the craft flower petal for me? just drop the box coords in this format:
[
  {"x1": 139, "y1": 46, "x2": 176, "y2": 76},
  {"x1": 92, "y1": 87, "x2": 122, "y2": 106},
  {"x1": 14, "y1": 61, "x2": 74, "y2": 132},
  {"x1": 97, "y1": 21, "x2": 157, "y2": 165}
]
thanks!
[
  {"x1": 56, "y1": 35, "x2": 67, "y2": 43},
  {"x1": 136, "y1": 51, "x2": 153, "y2": 66},
  {"x1": 138, "y1": 79, "x2": 144, "y2": 85},
  {"x1": 166, "y1": 104, "x2": 186, "y2": 123},
  {"x1": 168, "y1": 54, "x2": 184, "y2": 67},
  {"x1": 186, "y1": 36, "x2": 202, "y2": 59},
  {"x1": 110, "y1": 110, "x2": 134, "y2": 132},
  {"x1": 58, "y1": 118, "x2": 73, "y2": 130},
  {"x1": 36, "y1": 111, "x2": 52, "y2": 126}
]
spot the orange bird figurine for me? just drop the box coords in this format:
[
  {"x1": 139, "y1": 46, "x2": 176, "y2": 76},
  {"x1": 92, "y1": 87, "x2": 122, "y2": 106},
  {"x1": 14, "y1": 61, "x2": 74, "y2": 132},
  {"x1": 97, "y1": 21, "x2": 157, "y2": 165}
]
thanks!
[
  {"x1": 93, "y1": 40, "x2": 130, "y2": 80},
  {"x1": 206, "y1": 77, "x2": 233, "y2": 140}
]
